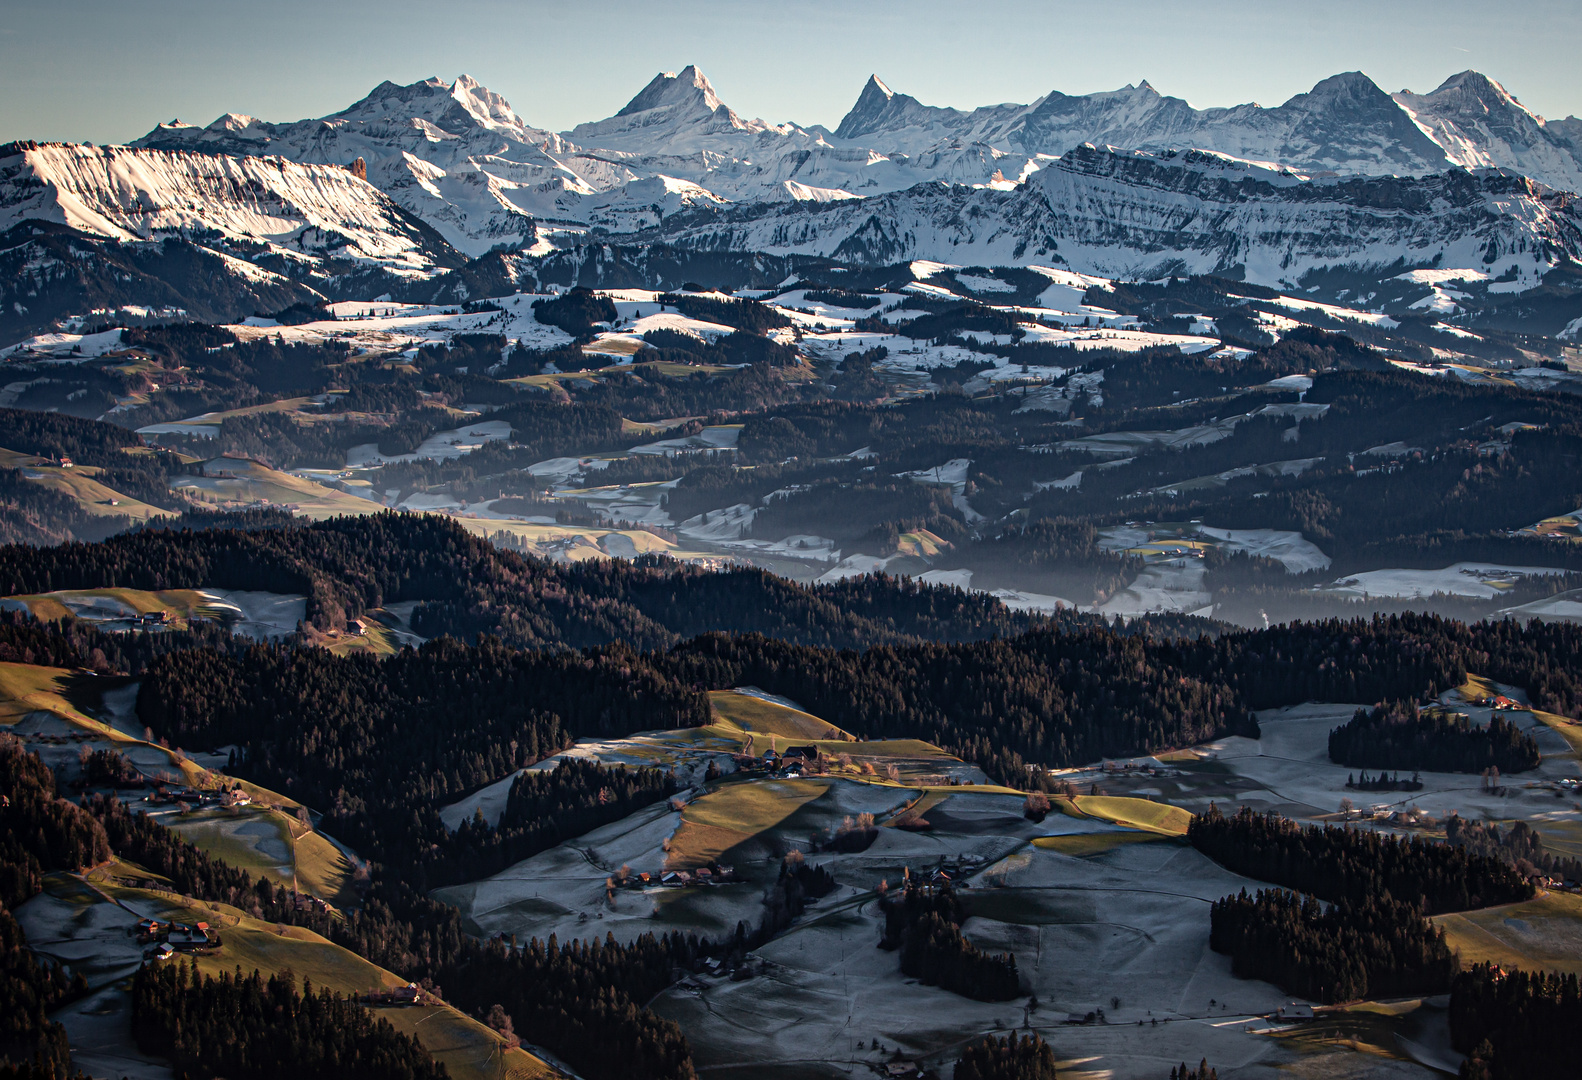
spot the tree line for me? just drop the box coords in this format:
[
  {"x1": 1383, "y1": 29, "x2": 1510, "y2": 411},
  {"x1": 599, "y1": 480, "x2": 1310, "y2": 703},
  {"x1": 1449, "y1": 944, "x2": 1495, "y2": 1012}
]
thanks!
[
  {"x1": 1450, "y1": 964, "x2": 1579, "y2": 1080},
  {"x1": 437, "y1": 758, "x2": 678, "y2": 886},
  {"x1": 1187, "y1": 806, "x2": 1532, "y2": 914},
  {"x1": 879, "y1": 884, "x2": 1020, "y2": 1002},
  {"x1": 1209, "y1": 888, "x2": 1457, "y2": 1002},
  {"x1": 0, "y1": 512, "x2": 1043, "y2": 647},
  {"x1": 1328, "y1": 703, "x2": 1540, "y2": 775},
  {"x1": 134, "y1": 637, "x2": 701, "y2": 890}
]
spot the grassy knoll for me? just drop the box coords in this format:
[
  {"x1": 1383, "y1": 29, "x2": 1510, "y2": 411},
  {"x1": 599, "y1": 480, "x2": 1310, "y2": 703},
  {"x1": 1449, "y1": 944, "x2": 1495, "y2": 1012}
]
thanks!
[
  {"x1": 375, "y1": 1006, "x2": 556, "y2": 1080},
  {"x1": 0, "y1": 660, "x2": 307, "y2": 813},
  {"x1": 1032, "y1": 832, "x2": 1175, "y2": 857},
  {"x1": 1458, "y1": 673, "x2": 1582, "y2": 755},
  {"x1": 893, "y1": 530, "x2": 950, "y2": 559},
  {"x1": 161, "y1": 808, "x2": 295, "y2": 881},
  {"x1": 1433, "y1": 891, "x2": 1582, "y2": 976},
  {"x1": 582, "y1": 335, "x2": 646, "y2": 358},
  {"x1": 638, "y1": 720, "x2": 751, "y2": 756},
  {"x1": 668, "y1": 779, "x2": 829, "y2": 868},
  {"x1": 186, "y1": 396, "x2": 322, "y2": 425},
  {"x1": 0, "y1": 662, "x2": 109, "y2": 727},
  {"x1": 454, "y1": 519, "x2": 720, "y2": 565},
  {"x1": 1067, "y1": 795, "x2": 1193, "y2": 836},
  {"x1": 5, "y1": 587, "x2": 221, "y2": 628},
  {"x1": 155, "y1": 804, "x2": 356, "y2": 906},
  {"x1": 14, "y1": 463, "x2": 172, "y2": 521},
  {"x1": 708, "y1": 690, "x2": 850, "y2": 742},
  {"x1": 172, "y1": 459, "x2": 382, "y2": 519},
  {"x1": 1455, "y1": 674, "x2": 1504, "y2": 702},
  {"x1": 288, "y1": 825, "x2": 358, "y2": 907},
  {"x1": 506, "y1": 369, "x2": 611, "y2": 392},
  {"x1": 706, "y1": 700, "x2": 950, "y2": 768},
  {"x1": 631, "y1": 359, "x2": 736, "y2": 378},
  {"x1": 324, "y1": 621, "x2": 401, "y2": 658}
]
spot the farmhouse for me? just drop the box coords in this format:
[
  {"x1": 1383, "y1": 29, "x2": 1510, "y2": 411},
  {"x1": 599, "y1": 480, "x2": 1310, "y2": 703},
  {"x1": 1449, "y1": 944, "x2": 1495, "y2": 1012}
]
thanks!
[{"x1": 166, "y1": 929, "x2": 210, "y2": 951}]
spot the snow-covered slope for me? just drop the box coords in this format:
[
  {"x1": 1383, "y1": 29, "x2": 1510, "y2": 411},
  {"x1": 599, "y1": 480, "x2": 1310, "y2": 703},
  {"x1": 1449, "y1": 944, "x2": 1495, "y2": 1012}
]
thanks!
[
  {"x1": 0, "y1": 142, "x2": 456, "y2": 269},
  {"x1": 633, "y1": 145, "x2": 1582, "y2": 288},
  {"x1": 1394, "y1": 72, "x2": 1582, "y2": 196}
]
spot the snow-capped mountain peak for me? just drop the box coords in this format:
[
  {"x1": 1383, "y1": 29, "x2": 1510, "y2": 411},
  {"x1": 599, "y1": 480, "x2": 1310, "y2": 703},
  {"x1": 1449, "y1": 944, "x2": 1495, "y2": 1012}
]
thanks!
[
  {"x1": 835, "y1": 75, "x2": 993, "y2": 143},
  {"x1": 616, "y1": 65, "x2": 727, "y2": 119},
  {"x1": 330, "y1": 75, "x2": 546, "y2": 142},
  {"x1": 103, "y1": 63, "x2": 1582, "y2": 280},
  {"x1": 566, "y1": 65, "x2": 792, "y2": 151},
  {"x1": 1395, "y1": 69, "x2": 1582, "y2": 193}
]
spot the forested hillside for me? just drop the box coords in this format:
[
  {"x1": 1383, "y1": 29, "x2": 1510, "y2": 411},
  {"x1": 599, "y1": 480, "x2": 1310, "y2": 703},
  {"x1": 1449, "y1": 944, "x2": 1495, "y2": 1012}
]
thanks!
[{"x1": 0, "y1": 513, "x2": 1043, "y2": 648}]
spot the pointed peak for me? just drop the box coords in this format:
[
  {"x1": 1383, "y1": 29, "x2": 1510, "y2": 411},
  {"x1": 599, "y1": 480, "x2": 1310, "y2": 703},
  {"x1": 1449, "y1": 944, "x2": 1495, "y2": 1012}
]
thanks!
[
  {"x1": 1136, "y1": 79, "x2": 1158, "y2": 95},
  {"x1": 616, "y1": 66, "x2": 725, "y2": 118},
  {"x1": 1436, "y1": 70, "x2": 1500, "y2": 92},
  {"x1": 836, "y1": 75, "x2": 924, "y2": 139},
  {"x1": 1429, "y1": 69, "x2": 1522, "y2": 107}
]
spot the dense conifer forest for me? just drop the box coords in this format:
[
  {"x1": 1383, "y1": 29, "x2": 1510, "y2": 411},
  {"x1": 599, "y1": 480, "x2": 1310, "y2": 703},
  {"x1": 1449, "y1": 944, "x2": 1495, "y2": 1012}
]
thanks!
[
  {"x1": 130, "y1": 962, "x2": 449, "y2": 1080},
  {"x1": 0, "y1": 739, "x2": 109, "y2": 908},
  {"x1": 1449, "y1": 965, "x2": 1580, "y2": 1080},
  {"x1": 0, "y1": 739, "x2": 101, "y2": 1077},
  {"x1": 1328, "y1": 703, "x2": 1540, "y2": 774},
  {"x1": 1208, "y1": 888, "x2": 1457, "y2": 1002},
  {"x1": 134, "y1": 638, "x2": 698, "y2": 888},
  {"x1": 880, "y1": 884, "x2": 1020, "y2": 1001},
  {"x1": 0, "y1": 906, "x2": 82, "y2": 1079},
  {"x1": 0, "y1": 513, "x2": 1042, "y2": 647},
  {"x1": 1188, "y1": 806, "x2": 1532, "y2": 913}
]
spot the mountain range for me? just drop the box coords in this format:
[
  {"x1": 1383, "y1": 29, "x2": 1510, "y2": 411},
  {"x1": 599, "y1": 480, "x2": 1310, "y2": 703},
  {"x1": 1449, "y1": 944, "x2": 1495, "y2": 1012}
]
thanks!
[
  {"x1": 1, "y1": 65, "x2": 1580, "y2": 342},
  {"x1": 132, "y1": 66, "x2": 1582, "y2": 254}
]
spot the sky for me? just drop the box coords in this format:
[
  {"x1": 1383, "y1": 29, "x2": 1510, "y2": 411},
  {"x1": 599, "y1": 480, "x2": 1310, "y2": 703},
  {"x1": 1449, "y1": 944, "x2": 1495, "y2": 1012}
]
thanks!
[{"x1": 1, "y1": 0, "x2": 1579, "y2": 144}]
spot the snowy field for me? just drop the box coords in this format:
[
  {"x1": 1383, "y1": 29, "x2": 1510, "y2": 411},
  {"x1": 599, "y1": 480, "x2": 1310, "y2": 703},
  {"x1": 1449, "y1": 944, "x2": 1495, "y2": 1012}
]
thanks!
[
  {"x1": 344, "y1": 419, "x2": 512, "y2": 466},
  {"x1": 1320, "y1": 562, "x2": 1567, "y2": 600}
]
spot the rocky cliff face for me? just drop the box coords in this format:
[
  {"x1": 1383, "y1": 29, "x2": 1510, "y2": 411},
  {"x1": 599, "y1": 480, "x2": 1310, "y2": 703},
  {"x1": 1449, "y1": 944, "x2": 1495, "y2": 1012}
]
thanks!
[{"x1": 0, "y1": 142, "x2": 460, "y2": 269}]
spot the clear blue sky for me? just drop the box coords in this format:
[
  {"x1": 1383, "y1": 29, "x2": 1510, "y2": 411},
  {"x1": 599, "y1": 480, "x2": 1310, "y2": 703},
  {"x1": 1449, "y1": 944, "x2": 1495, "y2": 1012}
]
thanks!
[{"x1": 2, "y1": 0, "x2": 1578, "y2": 144}]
